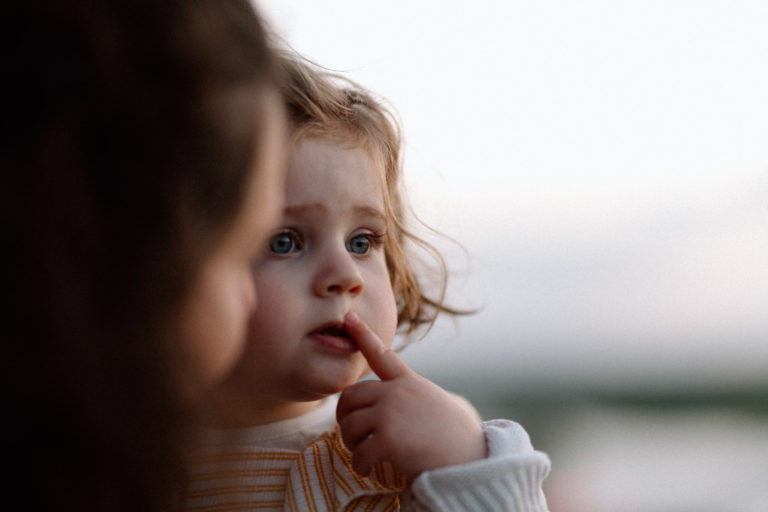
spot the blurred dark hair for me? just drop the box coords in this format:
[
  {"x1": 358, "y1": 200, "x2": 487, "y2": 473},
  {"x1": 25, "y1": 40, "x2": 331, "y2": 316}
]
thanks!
[{"x1": 3, "y1": 1, "x2": 279, "y2": 510}]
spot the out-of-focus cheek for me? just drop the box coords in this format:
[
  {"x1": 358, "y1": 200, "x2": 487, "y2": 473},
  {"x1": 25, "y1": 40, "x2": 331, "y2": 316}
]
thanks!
[
  {"x1": 243, "y1": 277, "x2": 258, "y2": 316},
  {"x1": 173, "y1": 306, "x2": 220, "y2": 401},
  {"x1": 174, "y1": 271, "x2": 250, "y2": 400}
]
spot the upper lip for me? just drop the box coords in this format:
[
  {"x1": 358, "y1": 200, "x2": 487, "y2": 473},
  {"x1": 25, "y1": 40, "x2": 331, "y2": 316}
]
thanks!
[{"x1": 309, "y1": 320, "x2": 351, "y2": 339}]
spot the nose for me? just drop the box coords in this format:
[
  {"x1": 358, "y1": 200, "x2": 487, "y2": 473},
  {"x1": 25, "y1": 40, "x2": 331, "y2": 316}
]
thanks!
[{"x1": 313, "y1": 247, "x2": 364, "y2": 297}]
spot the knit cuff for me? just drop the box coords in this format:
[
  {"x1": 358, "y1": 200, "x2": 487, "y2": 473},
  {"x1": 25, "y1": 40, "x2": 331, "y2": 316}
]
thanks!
[{"x1": 409, "y1": 420, "x2": 550, "y2": 511}]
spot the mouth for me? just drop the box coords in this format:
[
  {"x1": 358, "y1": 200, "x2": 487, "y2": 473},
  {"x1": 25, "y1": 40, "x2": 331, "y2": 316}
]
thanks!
[{"x1": 308, "y1": 321, "x2": 358, "y2": 352}]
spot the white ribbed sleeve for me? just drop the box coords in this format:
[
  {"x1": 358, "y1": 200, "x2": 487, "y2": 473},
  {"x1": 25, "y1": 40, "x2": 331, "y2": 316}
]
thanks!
[{"x1": 407, "y1": 419, "x2": 551, "y2": 511}]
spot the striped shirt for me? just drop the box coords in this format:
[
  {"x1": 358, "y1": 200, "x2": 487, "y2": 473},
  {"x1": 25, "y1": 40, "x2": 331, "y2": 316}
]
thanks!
[
  {"x1": 186, "y1": 397, "x2": 407, "y2": 512},
  {"x1": 187, "y1": 426, "x2": 405, "y2": 512}
]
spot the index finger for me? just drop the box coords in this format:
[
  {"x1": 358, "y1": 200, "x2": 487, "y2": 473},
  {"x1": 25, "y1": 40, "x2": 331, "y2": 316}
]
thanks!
[{"x1": 344, "y1": 312, "x2": 410, "y2": 381}]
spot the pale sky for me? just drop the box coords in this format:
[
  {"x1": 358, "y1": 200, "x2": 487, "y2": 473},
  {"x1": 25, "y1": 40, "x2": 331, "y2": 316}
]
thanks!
[{"x1": 256, "y1": 0, "x2": 768, "y2": 388}]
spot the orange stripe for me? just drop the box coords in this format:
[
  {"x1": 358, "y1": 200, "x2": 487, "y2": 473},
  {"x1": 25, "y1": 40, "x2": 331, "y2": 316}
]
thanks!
[
  {"x1": 374, "y1": 463, "x2": 405, "y2": 491},
  {"x1": 186, "y1": 483, "x2": 285, "y2": 498},
  {"x1": 296, "y1": 451, "x2": 319, "y2": 512},
  {"x1": 313, "y1": 443, "x2": 338, "y2": 510},
  {"x1": 382, "y1": 497, "x2": 400, "y2": 512},
  {"x1": 327, "y1": 435, "x2": 357, "y2": 496},
  {"x1": 188, "y1": 467, "x2": 290, "y2": 481},
  {"x1": 190, "y1": 451, "x2": 299, "y2": 464},
  {"x1": 337, "y1": 447, "x2": 369, "y2": 492},
  {"x1": 328, "y1": 430, "x2": 370, "y2": 492},
  {"x1": 286, "y1": 482, "x2": 298, "y2": 512},
  {"x1": 330, "y1": 439, "x2": 356, "y2": 497},
  {"x1": 333, "y1": 465, "x2": 354, "y2": 497},
  {"x1": 185, "y1": 499, "x2": 284, "y2": 511},
  {"x1": 188, "y1": 468, "x2": 290, "y2": 482},
  {"x1": 311, "y1": 440, "x2": 335, "y2": 510},
  {"x1": 363, "y1": 493, "x2": 382, "y2": 512},
  {"x1": 374, "y1": 465, "x2": 385, "y2": 489}
]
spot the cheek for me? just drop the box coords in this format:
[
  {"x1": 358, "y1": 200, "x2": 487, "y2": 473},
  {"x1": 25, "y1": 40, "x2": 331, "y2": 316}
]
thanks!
[
  {"x1": 232, "y1": 312, "x2": 286, "y2": 381},
  {"x1": 245, "y1": 272, "x2": 295, "y2": 343},
  {"x1": 172, "y1": 268, "x2": 246, "y2": 397},
  {"x1": 370, "y1": 279, "x2": 399, "y2": 349},
  {"x1": 244, "y1": 283, "x2": 257, "y2": 316}
]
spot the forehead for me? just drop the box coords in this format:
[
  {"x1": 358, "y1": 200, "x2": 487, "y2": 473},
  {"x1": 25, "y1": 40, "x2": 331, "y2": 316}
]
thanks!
[{"x1": 285, "y1": 136, "x2": 386, "y2": 210}]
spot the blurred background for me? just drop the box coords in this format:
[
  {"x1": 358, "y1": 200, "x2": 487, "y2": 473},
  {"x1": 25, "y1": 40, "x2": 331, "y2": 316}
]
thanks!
[{"x1": 256, "y1": 1, "x2": 768, "y2": 510}]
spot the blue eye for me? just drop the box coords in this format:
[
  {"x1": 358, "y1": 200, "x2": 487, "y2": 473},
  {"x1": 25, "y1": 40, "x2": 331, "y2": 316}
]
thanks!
[
  {"x1": 346, "y1": 235, "x2": 372, "y2": 255},
  {"x1": 269, "y1": 231, "x2": 301, "y2": 254}
]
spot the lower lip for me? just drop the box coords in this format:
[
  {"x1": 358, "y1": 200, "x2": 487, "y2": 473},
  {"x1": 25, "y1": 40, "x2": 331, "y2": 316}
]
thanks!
[{"x1": 309, "y1": 333, "x2": 358, "y2": 353}]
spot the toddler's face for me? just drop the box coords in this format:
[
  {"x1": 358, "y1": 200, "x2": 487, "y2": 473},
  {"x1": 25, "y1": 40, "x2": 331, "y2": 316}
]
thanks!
[
  {"x1": 229, "y1": 136, "x2": 398, "y2": 408},
  {"x1": 175, "y1": 96, "x2": 285, "y2": 398}
]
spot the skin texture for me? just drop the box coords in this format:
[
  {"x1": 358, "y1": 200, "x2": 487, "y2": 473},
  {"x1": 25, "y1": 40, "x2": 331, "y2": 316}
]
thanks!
[
  {"x1": 205, "y1": 136, "x2": 486, "y2": 478},
  {"x1": 176, "y1": 96, "x2": 285, "y2": 397}
]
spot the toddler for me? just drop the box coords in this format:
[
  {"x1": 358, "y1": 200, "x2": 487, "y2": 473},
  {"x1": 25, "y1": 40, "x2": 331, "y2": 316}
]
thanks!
[{"x1": 186, "y1": 53, "x2": 550, "y2": 511}]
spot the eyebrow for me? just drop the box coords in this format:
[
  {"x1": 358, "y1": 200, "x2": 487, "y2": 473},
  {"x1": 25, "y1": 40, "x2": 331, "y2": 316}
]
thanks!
[
  {"x1": 352, "y1": 205, "x2": 387, "y2": 221},
  {"x1": 284, "y1": 203, "x2": 386, "y2": 221}
]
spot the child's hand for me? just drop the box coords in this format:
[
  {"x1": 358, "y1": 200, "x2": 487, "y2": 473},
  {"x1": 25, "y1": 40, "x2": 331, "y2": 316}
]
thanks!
[{"x1": 336, "y1": 312, "x2": 487, "y2": 479}]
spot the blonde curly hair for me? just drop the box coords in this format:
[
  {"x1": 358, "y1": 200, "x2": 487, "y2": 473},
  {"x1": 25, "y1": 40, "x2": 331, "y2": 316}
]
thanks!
[{"x1": 277, "y1": 51, "x2": 463, "y2": 335}]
